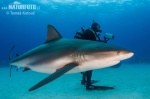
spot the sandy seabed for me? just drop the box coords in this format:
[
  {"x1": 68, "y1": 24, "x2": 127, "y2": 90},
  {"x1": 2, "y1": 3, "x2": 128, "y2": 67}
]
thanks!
[{"x1": 0, "y1": 63, "x2": 150, "y2": 99}]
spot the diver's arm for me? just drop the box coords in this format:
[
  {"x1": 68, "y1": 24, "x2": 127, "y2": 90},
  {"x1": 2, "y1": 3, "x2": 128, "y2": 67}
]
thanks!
[{"x1": 104, "y1": 36, "x2": 110, "y2": 43}]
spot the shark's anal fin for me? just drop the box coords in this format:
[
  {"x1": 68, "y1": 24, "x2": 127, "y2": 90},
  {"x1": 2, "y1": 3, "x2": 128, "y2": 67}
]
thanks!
[{"x1": 29, "y1": 63, "x2": 78, "y2": 91}]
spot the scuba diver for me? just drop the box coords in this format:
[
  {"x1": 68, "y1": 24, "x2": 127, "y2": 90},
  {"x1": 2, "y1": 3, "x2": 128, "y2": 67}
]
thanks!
[{"x1": 74, "y1": 20, "x2": 115, "y2": 90}]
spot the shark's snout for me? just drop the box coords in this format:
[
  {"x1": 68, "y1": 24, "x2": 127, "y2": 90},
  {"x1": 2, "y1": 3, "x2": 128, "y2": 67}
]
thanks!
[
  {"x1": 119, "y1": 50, "x2": 134, "y2": 60},
  {"x1": 126, "y1": 52, "x2": 134, "y2": 58}
]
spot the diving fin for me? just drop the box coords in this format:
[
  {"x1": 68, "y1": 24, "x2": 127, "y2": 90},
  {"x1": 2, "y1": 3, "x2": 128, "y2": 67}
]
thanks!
[
  {"x1": 86, "y1": 85, "x2": 114, "y2": 91},
  {"x1": 29, "y1": 63, "x2": 78, "y2": 91}
]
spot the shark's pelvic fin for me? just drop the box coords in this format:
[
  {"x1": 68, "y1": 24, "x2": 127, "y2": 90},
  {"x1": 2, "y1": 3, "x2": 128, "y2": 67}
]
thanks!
[
  {"x1": 22, "y1": 67, "x2": 31, "y2": 72},
  {"x1": 44, "y1": 25, "x2": 62, "y2": 43},
  {"x1": 29, "y1": 63, "x2": 78, "y2": 91}
]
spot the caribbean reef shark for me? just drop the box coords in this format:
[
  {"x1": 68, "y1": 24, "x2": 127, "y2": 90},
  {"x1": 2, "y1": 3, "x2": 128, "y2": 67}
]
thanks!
[{"x1": 9, "y1": 25, "x2": 134, "y2": 91}]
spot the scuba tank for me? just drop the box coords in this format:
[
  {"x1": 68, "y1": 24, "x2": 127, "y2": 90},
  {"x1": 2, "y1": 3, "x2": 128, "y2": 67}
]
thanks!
[{"x1": 74, "y1": 27, "x2": 86, "y2": 39}]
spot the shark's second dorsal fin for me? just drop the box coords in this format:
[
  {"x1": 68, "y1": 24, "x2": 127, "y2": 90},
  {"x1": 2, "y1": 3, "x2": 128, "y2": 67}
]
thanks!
[{"x1": 44, "y1": 25, "x2": 62, "y2": 43}]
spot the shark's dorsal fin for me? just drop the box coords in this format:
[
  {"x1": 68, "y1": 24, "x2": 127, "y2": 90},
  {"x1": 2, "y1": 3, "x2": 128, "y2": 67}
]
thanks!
[{"x1": 44, "y1": 25, "x2": 62, "y2": 43}]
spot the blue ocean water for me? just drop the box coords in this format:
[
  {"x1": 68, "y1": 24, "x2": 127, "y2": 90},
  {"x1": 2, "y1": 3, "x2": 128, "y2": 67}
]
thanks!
[
  {"x1": 0, "y1": 1, "x2": 150, "y2": 98},
  {"x1": 0, "y1": 0, "x2": 150, "y2": 65}
]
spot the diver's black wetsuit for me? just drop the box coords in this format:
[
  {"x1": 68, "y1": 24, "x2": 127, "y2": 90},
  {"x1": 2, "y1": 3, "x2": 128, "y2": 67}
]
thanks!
[
  {"x1": 76, "y1": 22, "x2": 114, "y2": 90},
  {"x1": 81, "y1": 29, "x2": 111, "y2": 89},
  {"x1": 82, "y1": 29, "x2": 98, "y2": 41},
  {"x1": 81, "y1": 29, "x2": 99, "y2": 89}
]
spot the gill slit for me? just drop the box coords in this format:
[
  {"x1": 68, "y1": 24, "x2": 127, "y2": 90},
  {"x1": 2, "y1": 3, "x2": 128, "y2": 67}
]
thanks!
[{"x1": 72, "y1": 51, "x2": 85, "y2": 62}]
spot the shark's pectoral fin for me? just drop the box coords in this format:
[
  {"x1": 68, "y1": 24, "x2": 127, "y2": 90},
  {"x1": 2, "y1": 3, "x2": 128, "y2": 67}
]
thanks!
[{"x1": 29, "y1": 62, "x2": 78, "y2": 91}]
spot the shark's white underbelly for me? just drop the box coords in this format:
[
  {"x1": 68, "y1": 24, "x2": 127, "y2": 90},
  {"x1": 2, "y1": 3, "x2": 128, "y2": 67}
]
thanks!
[{"x1": 29, "y1": 57, "x2": 120, "y2": 74}]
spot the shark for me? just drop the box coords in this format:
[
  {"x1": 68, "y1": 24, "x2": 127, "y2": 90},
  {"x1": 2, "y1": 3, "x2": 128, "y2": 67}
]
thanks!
[{"x1": 9, "y1": 25, "x2": 134, "y2": 91}]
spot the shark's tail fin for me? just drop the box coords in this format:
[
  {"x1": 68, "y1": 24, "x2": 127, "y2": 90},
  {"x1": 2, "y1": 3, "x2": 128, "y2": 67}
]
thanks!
[{"x1": 9, "y1": 45, "x2": 15, "y2": 77}]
